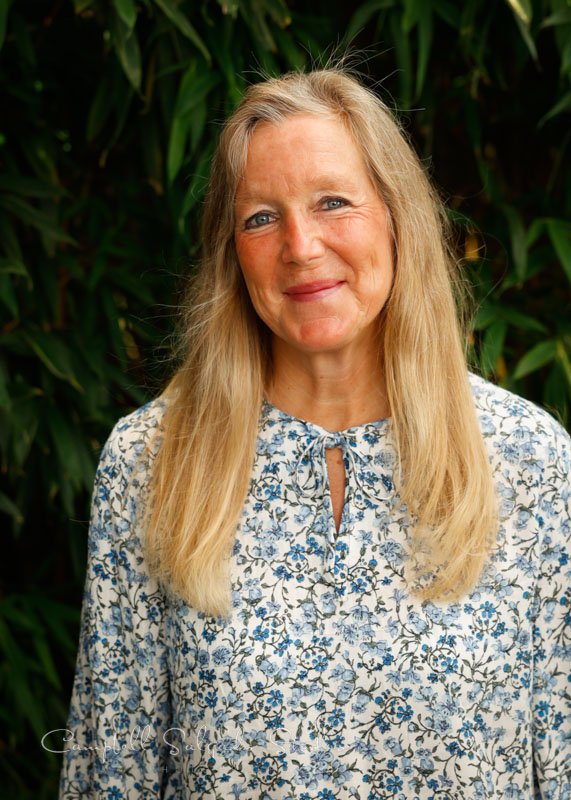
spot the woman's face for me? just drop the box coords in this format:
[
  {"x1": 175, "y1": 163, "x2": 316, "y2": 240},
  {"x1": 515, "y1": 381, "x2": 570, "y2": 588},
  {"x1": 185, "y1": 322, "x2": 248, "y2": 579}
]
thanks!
[{"x1": 234, "y1": 114, "x2": 394, "y2": 359}]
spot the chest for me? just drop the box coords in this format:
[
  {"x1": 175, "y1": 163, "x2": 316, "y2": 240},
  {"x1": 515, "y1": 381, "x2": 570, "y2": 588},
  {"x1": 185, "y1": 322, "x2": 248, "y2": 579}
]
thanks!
[
  {"x1": 325, "y1": 446, "x2": 345, "y2": 531},
  {"x1": 162, "y1": 422, "x2": 541, "y2": 796}
]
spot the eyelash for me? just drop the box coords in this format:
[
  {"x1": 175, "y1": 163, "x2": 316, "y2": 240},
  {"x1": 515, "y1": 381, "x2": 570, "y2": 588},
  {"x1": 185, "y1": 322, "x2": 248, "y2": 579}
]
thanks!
[
  {"x1": 323, "y1": 196, "x2": 347, "y2": 210},
  {"x1": 244, "y1": 196, "x2": 349, "y2": 229},
  {"x1": 244, "y1": 212, "x2": 274, "y2": 230}
]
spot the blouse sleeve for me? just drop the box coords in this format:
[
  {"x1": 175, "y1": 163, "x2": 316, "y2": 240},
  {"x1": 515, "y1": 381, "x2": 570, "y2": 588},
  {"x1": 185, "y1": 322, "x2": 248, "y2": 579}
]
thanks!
[
  {"x1": 531, "y1": 420, "x2": 571, "y2": 799},
  {"x1": 58, "y1": 412, "x2": 181, "y2": 799}
]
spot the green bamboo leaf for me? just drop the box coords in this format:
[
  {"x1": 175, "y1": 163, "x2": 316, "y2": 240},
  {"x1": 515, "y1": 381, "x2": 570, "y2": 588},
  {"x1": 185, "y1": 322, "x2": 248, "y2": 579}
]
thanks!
[
  {"x1": 154, "y1": 0, "x2": 210, "y2": 62},
  {"x1": 24, "y1": 331, "x2": 83, "y2": 391},
  {"x1": 0, "y1": 0, "x2": 13, "y2": 52},
  {"x1": 113, "y1": 0, "x2": 137, "y2": 30},
  {"x1": 513, "y1": 340, "x2": 557, "y2": 379},
  {"x1": 5, "y1": 387, "x2": 39, "y2": 468},
  {"x1": 0, "y1": 212, "x2": 23, "y2": 262},
  {"x1": 206, "y1": 23, "x2": 242, "y2": 100},
  {"x1": 174, "y1": 61, "x2": 197, "y2": 113},
  {"x1": 402, "y1": 0, "x2": 420, "y2": 34},
  {"x1": 415, "y1": 0, "x2": 433, "y2": 98},
  {"x1": 189, "y1": 99, "x2": 207, "y2": 153},
  {"x1": 390, "y1": 9, "x2": 413, "y2": 107},
  {"x1": 481, "y1": 319, "x2": 507, "y2": 375},
  {"x1": 104, "y1": 79, "x2": 134, "y2": 153},
  {"x1": 60, "y1": 477, "x2": 75, "y2": 517},
  {"x1": 346, "y1": 0, "x2": 394, "y2": 41},
  {"x1": 432, "y1": 0, "x2": 461, "y2": 28},
  {"x1": 0, "y1": 195, "x2": 75, "y2": 244},
  {"x1": 101, "y1": 287, "x2": 128, "y2": 366},
  {"x1": 562, "y1": 37, "x2": 571, "y2": 78},
  {"x1": 47, "y1": 408, "x2": 84, "y2": 490},
  {"x1": 505, "y1": 0, "x2": 532, "y2": 25},
  {"x1": 0, "y1": 175, "x2": 67, "y2": 198},
  {"x1": 86, "y1": 71, "x2": 115, "y2": 141},
  {"x1": 181, "y1": 143, "x2": 214, "y2": 217},
  {"x1": 0, "y1": 617, "x2": 46, "y2": 738},
  {"x1": 111, "y1": 11, "x2": 142, "y2": 91},
  {"x1": 0, "y1": 359, "x2": 10, "y2": 408},
  {"x1": 545, "y1": 219, "x2": 571, "y2": 285},
  {"x1": 0, "y1": 274, "x2": 18, "y2": 317},
  {"x1": 174, "y1": 65, "x2": 221, "y2": 117},
  {"x1": 501, "y1": 308, "x2": 547, "y2": 334},
  {"x1": 33, "y1": 636, "x2": 61, "y2": 689},
  {"x1": 1, "y1": 600, "x2": 41, "y2": 633},
  {"x1": 472, "y1": 303, "x2": 497, "y2": 331},
  {"x1": 73, "y1": 0, "x2": 95, "y2": 11},
  {"x1": 167, "y1": 115, "x2": 189, "y2": 184},
  {"x1": 13, "y1": 10, "x2": 35, "y2": 67},
  {"x1": 272, "y1": 25, "x2": 306, "y2": 70},
  {"x1": 2, "y1": 206, "x2": 68, "y2": 253},
  {"x1": 541, "y1": 9, "x2": 571, "y2": 27},
  {"x1": 260, "y1": 0, "x2": 292, "y2": 28},
  {"x1": 0, "y1": 492, "x2": 23, "y2": 525},
  {"x1": 109, "y1": 269, "x2": 156, "y2": 304},
  {"x1": 544, "y1": 362, "x2": 568, "y2": 420},
  {"x1": 0, "y1": 615, "x2": 24, "y2": 665},
  {"x1": 502, "y1": 205, "x2": 527, "y2": 283},
  {"x1": 242, "y1": 1, "x2": 277, "y2": 52},
  {"x1": 556, "y1": 339, "x2": 571, "y2": 390},
  {"x1": 463, "y1": 96, "x2": 482, "y2": 153},
  {"x1": 538, "y1": 90, "x2": 571, "y2": 128},
  {"x1": 36, "y1": 599, "x2": 80, "y2": 656},
  {"x1": 524, "y1": 217, "x2": 544, "y2": 248},
  {"x1": 509, "y1": 5, "x2": 538, "y2": 63},
  {"x1": 216, "y1": 0, "x2": 239, "y2": 18}
]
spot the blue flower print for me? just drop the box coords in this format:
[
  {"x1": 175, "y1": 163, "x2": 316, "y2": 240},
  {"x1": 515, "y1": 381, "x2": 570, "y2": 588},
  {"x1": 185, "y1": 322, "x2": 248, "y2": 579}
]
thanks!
[{"x1": 59, "y1": 373, "x2": 571, "y2": 799}]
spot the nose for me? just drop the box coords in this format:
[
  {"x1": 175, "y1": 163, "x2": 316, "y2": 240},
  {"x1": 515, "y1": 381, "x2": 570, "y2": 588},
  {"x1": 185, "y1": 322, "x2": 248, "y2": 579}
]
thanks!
[{"x1": 281, "y1": 211, "x2": 325, "y2": 265}]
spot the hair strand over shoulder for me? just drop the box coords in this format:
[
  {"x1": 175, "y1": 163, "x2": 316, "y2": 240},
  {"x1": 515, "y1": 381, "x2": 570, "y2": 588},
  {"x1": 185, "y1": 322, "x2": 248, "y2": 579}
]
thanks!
[{"x1": 144, "y1": 67, "x2": 498, "y2": 616}]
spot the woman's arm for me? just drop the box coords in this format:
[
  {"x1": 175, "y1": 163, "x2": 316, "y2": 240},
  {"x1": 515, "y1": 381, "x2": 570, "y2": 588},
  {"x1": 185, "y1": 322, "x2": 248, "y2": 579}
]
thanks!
[
  {"x1": 532, "y1": 422, "x2": 571, "y2": 799},
  {"x1": 58, "y1": 410, "x2": 180, "y2": 798}
]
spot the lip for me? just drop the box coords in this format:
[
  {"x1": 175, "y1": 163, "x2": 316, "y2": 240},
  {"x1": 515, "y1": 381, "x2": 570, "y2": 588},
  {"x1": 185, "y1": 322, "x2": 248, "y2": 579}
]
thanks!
[{"x1": 284, "y1": 279, "x2": 344, "y2": 302}]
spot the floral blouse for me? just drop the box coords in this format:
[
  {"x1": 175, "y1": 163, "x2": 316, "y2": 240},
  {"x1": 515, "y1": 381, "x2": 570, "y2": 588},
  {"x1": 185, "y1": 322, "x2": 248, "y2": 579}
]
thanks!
[{"x1": 58, "y1": 372, "x2": 571, "y2": 800}]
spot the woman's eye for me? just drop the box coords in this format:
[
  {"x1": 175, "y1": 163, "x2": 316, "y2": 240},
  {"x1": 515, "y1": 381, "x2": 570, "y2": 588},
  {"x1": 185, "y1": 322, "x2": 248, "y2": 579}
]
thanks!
[
  {"x1": 245, "y1": 212, "x2": 273, "y2": 229},
  {"x1": 323, "y1": 197, "x2": 347, "y2": 210}
]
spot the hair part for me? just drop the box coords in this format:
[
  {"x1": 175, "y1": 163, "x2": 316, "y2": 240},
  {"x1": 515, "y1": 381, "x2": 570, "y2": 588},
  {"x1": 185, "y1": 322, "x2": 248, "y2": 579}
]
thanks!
[{"x1": 144, "y1": 67, "x2": 498, "y2": 616}]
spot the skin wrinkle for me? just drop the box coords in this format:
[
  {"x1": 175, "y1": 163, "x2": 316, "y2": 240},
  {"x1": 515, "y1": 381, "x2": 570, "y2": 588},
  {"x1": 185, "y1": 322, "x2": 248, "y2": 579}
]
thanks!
[
  {"x1": 143, "y1": 71, "x2": 499, "y2": 623},
  {"x1": 234, "y1": 114, "x2": 393, "y2": 434},
  {"x1": 234, "y1": 113, "x2": 395, "y2": 530}
]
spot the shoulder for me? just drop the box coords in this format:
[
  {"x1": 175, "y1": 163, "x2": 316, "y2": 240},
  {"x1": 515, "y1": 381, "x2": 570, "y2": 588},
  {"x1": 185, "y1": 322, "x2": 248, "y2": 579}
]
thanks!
[
  {"x1": 87, "y1": 399, "x2": 169, "y2": 589},
  {"x1": 468, "y1": 369, "x2": 570, "y2": 447},
  {"x1": 467, "y1": 370, "x2": 570, "y2": 482},
  {"x1": 94, "y1": 397, "x2": 167, "y2": 499},
  {"x1": 103, "y1": 396, "x2": 167, "y2": 462}
]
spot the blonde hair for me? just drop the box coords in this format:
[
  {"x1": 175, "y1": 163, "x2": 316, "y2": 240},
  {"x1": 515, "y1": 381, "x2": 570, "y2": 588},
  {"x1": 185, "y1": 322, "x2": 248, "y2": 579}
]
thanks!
[{"x1": 145, "y1": 68, "x2": 498, "y2": 616}]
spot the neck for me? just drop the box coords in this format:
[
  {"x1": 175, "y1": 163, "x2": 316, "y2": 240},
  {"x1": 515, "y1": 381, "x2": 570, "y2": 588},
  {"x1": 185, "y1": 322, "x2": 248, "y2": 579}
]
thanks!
[{"x1": 267, "y1": 338, "x2": 390, "y2": 431}]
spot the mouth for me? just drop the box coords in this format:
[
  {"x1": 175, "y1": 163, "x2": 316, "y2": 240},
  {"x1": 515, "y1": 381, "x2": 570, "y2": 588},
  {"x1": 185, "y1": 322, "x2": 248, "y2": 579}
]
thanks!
[{"x1": 284, "y1": 279, "x2": 345, "y2": 302}]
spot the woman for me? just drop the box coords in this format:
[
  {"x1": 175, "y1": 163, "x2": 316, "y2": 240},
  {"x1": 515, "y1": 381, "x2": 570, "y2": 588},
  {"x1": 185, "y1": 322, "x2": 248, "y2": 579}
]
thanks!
[{"x1": 58, "y1": 69, "x2": 570, "y2": 799}]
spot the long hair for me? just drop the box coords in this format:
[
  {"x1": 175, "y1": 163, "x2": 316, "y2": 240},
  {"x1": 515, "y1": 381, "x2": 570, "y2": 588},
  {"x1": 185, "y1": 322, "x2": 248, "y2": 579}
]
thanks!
[{"x1": 144, "y1": 68, "x2": 498, "y2": 616}]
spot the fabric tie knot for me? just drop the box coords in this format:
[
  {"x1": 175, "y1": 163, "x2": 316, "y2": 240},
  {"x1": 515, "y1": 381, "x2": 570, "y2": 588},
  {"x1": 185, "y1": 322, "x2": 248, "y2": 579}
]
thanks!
[{"x1": 292, "y1": 431, "x2": 380, "y2": 506}]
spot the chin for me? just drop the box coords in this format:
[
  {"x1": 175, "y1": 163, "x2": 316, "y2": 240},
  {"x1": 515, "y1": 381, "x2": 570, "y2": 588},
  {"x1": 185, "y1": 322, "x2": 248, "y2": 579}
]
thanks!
[{"x1": 287, "y1": 319, "x2": 357, "y2": 353}]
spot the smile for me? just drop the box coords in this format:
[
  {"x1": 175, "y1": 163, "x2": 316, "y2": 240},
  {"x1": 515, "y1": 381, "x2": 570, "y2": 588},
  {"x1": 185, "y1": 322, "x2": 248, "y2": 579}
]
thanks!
[{"x1": 284, "y1": 280, "x2": 345, "y2": 303}]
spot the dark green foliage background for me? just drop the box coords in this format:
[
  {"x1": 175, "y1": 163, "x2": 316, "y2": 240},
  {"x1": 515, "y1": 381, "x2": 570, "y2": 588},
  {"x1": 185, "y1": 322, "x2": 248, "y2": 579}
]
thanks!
[{"x1": 0, "y1": 0, "x2": 569, "y2": 795}]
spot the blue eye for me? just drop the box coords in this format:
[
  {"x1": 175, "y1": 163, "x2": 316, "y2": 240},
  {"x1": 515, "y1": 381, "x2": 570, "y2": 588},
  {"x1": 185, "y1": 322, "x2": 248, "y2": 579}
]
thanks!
[
  {"x1": 324, "y1": 198, "x2": 346, "y2": 210},
  {"x1": 246, "y1": 212, "x2": 272, "y2": 229}
]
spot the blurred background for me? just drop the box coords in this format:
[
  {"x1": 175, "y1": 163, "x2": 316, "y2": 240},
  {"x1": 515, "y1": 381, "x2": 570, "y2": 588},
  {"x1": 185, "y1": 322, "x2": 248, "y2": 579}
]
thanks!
[{"x1": 0, "y1": 0, "x2": 570, "y2": 795}]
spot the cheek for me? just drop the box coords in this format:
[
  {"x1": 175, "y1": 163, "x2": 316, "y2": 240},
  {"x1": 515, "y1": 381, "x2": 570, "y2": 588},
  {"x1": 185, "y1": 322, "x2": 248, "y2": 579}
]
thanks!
[
  {"x1": 235, "y1": 236, "x2": 276, "y2": 291},
  {"x1": 235, "y1": 239, "x2": 282, "y2": 317}
]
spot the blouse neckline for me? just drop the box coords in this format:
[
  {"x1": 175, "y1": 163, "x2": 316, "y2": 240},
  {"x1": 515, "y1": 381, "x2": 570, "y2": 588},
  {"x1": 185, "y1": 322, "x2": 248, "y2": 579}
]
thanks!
[{"x1": 261, "y1": 398, "x2": 392, "y2": 438}]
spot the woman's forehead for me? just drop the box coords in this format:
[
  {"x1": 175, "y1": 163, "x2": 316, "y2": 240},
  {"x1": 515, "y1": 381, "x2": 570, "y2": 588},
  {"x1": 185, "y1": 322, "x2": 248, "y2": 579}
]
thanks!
[{"x1": 234, "y1": 114, "x2": 373, "y2": 200}]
